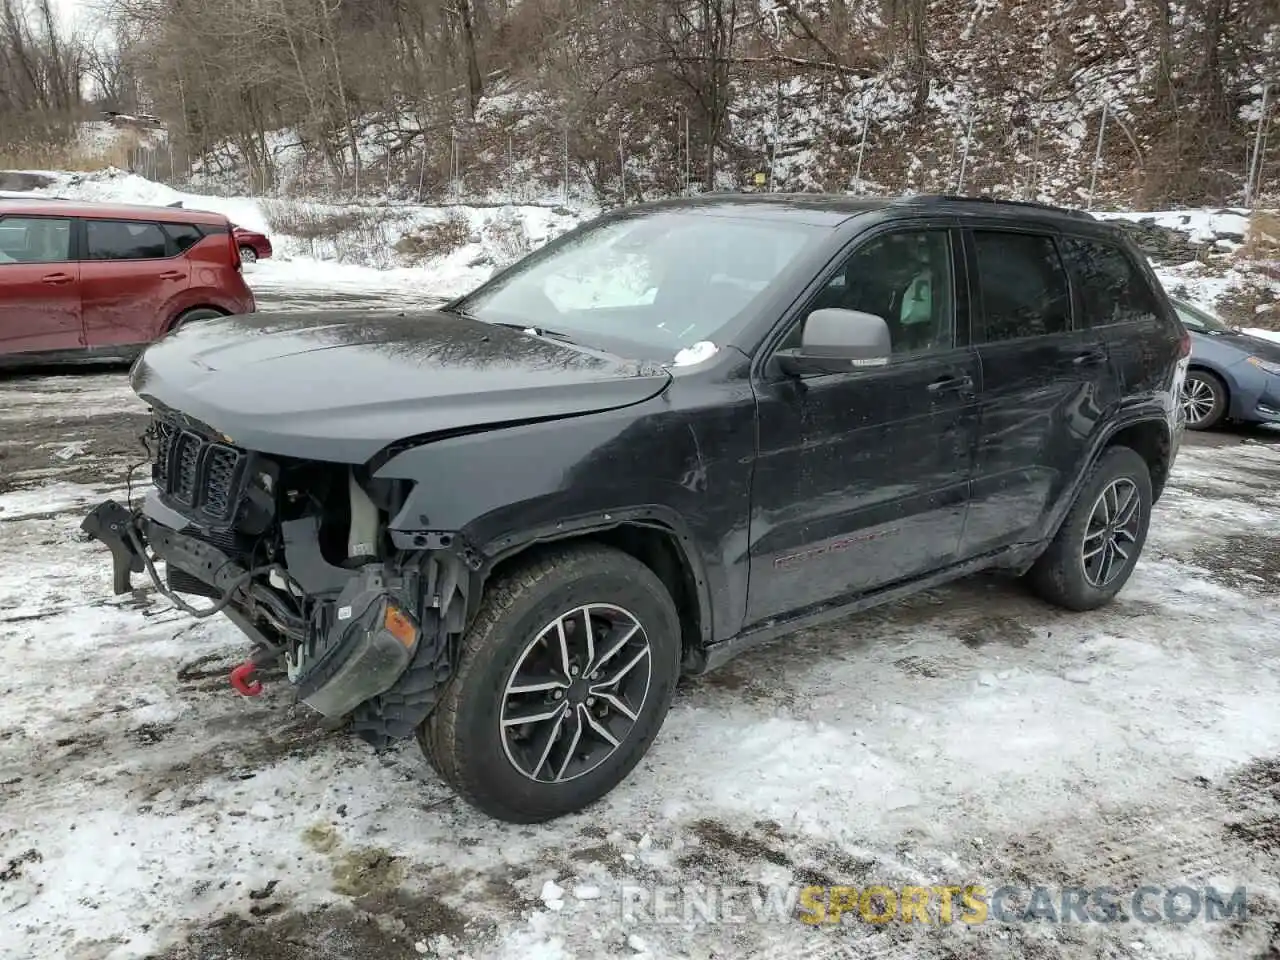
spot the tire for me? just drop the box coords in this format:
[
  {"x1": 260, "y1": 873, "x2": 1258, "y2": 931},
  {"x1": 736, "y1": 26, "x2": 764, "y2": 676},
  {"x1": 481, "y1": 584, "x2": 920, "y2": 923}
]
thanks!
[
  {"x1": 1025, "y1": 445, "x2": 1152, "y2": 612},
  {"x1": 239, "y1": 246, "x2": 258, "y2": 264},
  {"x1": 1181, "y1": 370, "x2": 1228, "y2": 430},
  {"x1": 419, "y1": 543, "x2": 681, "y2": 823},
  {"x1": 169, "y1": 307, "x2": 225, "y2": 333}
]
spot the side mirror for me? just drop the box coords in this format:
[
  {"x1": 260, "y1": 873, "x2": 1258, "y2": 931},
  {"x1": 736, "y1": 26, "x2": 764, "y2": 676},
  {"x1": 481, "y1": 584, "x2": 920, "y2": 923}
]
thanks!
[{"x1": 776, "y1": 308, "x2": 892, "y2": 376}]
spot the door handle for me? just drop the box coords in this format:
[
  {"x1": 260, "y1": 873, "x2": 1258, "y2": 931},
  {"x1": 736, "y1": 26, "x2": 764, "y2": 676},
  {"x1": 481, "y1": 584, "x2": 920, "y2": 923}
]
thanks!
[
  {"x1": 159, "y1": 271, "x2": 186, "y2": 281},
  {"x1": 1073, "y1": 349, "x2": 1107, "y2": 367},
  {"x1": 926, "y1": 374, "x2": 974, "y2": 395},
  {"x1": 41, "y1": 273, "x2": 73, "y2": 285}
]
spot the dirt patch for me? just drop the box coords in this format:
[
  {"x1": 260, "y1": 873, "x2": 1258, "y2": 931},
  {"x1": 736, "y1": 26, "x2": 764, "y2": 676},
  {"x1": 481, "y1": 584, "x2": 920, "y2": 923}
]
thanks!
[
  {"x1": 685, "y1": 819, "x2": 793, "y2": 869},
  {"x1": 158, "y1": 889, "x2": 477, "y2": 960},
  {"x1": 129, "y1": 722, "x2": 175, "y2": 746},
  {"x1": 0, "y1": 411, "x2": 150, "y2": 493},
  {"x1": 331, "y1": 847, "x2": 406, "y2": 897},
  {"x1": 0, "y1": 847, "x2": 42, "y2": 883},
  {"x1": 1187, "y1": 534, "x2": 1280, "y2": 594},
  {"x1": 132, "y1": 714, "x2": 331, "y2": 804},
  {"x1": 955, "y1": 615, "x2": 1035, "y2": 649},
  {"x1": 1221, "y1": 756, "x2": 1280, "y2": 857},
  {"x1": 894, "y1": 655, "x2": 947, "y2": 677}
]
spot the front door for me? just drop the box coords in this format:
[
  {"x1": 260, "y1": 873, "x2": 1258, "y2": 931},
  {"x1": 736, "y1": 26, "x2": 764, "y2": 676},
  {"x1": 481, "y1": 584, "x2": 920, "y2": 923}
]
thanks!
[
  {"x1": 746, "y1": 224, "x2": 981, "y2": 625},
  {"x1": 0, "y1": 215, "x2": 80, "y2": 356},
  {"x1": 80, "y1": 218, "x2": 188, "y2": 347},
  {"x1": 959, "y1": 227, "x2": 1119, "y2": 557}
]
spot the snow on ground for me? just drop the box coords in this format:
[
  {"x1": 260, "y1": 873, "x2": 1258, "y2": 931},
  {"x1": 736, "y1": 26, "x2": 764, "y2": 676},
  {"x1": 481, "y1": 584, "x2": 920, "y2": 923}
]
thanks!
[
  {"x1": 1095, "y1": 209, "x2": 1252, "y2": 247},
  {"x1": 3, "y1": 368, "x2": 1280, "y2": 960}
]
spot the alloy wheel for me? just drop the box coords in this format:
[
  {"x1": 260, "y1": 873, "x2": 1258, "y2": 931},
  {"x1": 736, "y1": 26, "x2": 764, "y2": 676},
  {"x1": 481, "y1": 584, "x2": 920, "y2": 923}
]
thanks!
[
  {"x1": 1081, "y1": 478, "x2": 1142, "y2": 588},
  {"x1": 500, "y1": 603, "x2": 652, "y2": 783},
  {"x1": 1180, "y1": 376, "x2": 1216, "y2": 427}
]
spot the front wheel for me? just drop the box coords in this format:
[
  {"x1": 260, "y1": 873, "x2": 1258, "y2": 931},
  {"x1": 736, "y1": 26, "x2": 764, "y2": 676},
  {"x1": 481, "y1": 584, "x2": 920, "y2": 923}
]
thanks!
[
  {"x1": 239, "y1": 245, "x2": 258, "y2": 264},
  {"x1": 419, "y1": 544, "x2": 681, "y2": 823},
  {"x1": 1025, "y1": 445, "x2": 1153, "y2": 611},
  {"x1": 1181, "y1": 370, "x2": 1228, "y2": 430}
]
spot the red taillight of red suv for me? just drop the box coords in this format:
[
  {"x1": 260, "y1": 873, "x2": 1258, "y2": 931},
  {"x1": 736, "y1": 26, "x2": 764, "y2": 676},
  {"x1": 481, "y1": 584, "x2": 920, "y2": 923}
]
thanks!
[{"x1": 229, "y1": 227, "x2": 242, "y2": 271}]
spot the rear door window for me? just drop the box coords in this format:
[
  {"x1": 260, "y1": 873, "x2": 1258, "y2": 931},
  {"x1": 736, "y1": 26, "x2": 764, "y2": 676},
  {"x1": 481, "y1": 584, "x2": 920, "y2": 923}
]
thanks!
[
  {"x1": 86, "y1": 219, "x2": 170, "y2": 260},
  {"x1": 971, "y1": 230, "x2": 1072, "y2": 342},
  {"x1": 1059, "y1": 237, "x2": 1162, "y2": 328},
  {"x1": 163, "y1": 222, "x2": 205, "y2": 253},
  {"x1": 0, "y1": 217, "x2": 73, "y2": 263}
]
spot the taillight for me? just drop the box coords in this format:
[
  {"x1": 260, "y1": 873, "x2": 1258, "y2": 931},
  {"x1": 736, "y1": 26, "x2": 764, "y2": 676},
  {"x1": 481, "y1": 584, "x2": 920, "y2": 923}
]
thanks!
[
  {"x1": 1177, "y1": 327, "x2": 1191, "y2": 358},
  {"x1": 229, "y1": 228, "x2": 242, "y2": 270}
]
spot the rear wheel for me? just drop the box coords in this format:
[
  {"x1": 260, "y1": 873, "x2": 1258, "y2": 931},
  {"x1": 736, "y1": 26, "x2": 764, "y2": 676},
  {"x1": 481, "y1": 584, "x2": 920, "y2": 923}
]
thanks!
[
  {"x1": 169, "y1": 307, "x2": 225, "y2": 333},
  {"x1": 420, "y1": 544, "x2": 681, "y2": 823},
  {"x1": 1181, "y1": 370, "x2": 1227, "y2": 430},
  {"x1": 239, "y1": 245, "x2": 258, "y2": 264},
  {"x1": 1025, "y1": 445, "x2": 1152, "y2": 611}
]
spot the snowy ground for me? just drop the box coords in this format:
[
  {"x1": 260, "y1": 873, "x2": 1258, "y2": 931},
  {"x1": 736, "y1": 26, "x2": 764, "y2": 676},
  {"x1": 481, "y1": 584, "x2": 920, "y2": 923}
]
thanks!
[{"x1": 4, "y1": 366, "x2": 1280, "y2": 960}]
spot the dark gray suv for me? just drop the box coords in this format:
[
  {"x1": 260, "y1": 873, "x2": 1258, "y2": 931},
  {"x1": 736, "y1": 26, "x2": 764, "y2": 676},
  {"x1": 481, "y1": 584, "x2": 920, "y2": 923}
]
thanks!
[{"x1": 83, "y1": 194, "x2": 1189, "y2": 822}]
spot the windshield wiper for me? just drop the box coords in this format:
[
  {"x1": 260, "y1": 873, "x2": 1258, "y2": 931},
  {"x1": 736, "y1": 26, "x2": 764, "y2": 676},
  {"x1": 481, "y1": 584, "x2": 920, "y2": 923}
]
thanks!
[{"x1": 487, "y1": 320, "x2": 581, "y2": 345}]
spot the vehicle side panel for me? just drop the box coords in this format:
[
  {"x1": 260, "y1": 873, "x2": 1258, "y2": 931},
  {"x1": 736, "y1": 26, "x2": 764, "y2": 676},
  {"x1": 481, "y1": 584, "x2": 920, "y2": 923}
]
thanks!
[{"x1": 371, "y1": 361, "x2": 758, "y2": 646}]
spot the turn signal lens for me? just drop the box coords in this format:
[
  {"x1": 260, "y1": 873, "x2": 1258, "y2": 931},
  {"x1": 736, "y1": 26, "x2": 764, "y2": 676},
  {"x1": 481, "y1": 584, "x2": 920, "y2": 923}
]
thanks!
[{"x1": 383, "y1": 604, "x2": 418, "y2": 648}]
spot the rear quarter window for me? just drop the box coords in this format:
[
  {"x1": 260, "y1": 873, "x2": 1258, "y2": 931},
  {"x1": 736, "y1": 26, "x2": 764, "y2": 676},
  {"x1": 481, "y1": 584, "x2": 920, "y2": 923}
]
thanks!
[
  {"x1": 163, "y1": 222, "x2": 205, "y2": 252},
  {"x1": 86, "y1": 219, "x2": 170, "y2": 260},
  {"x1": 1059, "y1": 237, "x2": 1163, "y2": 328}
]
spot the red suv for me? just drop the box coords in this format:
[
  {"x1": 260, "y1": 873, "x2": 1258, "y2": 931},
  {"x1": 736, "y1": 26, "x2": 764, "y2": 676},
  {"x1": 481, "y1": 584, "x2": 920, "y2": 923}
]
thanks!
[
  {"x1": 0, "y1": 199, "x2": 255, "y2": 366},
  {"x1": 232, "y1": 225, "x2": 273, "y2": 263}
]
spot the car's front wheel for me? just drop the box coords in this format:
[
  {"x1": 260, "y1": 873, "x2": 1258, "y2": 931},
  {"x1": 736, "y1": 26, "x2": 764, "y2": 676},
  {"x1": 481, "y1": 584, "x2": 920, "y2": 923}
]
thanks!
[
  {"x1": 1181, "y1": 370, "x2": 1228, "y2": 430},
  {"x1": 419, "y1": 543, "x2": 681, "y2": 823},
  {"x1": 1025, "y1": 445, "x2": 1152, "y2": 611},
  {"x1": 239, "y1": 245, "x2": 258, "y2": 264}
]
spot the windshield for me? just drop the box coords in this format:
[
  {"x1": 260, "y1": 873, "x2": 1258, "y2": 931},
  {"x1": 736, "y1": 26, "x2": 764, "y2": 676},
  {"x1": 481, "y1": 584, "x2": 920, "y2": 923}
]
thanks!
[
  {"x1": 455, "y1": 210, "x2": 825, "y2": 358},
  {"x1": 1174, "y1": 300, "x2": 1230, "y2": 333}
]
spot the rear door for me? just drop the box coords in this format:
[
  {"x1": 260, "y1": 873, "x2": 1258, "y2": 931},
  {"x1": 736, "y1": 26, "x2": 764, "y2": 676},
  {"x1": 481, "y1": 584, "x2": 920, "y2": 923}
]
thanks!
[
  {"x1": 1058, "y1": 234, "x2": 1178, "y2": 399},
  {"x1": 79, "y1": 218, "x2": 190, "y2": 347},
  {"x1": 0, "y1": 215, "x2": 80, "y2": 356},
  {"x1": 959, "y1": 226, "x2": 1119, "y2": 557}
]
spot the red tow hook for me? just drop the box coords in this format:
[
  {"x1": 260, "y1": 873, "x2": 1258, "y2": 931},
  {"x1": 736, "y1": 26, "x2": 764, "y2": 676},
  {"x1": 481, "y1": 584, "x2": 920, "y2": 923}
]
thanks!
[{"x1": 229, "y1": 659, "x2": 264, "y2": 697}]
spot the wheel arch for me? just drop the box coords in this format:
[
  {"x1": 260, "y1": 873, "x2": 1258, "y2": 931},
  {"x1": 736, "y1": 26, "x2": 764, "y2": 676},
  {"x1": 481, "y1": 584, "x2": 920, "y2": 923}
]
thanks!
[
  {"x1": 1184, "y1": 363, "x2": 1232, "y2": 420},
  {"x1": 164, "y1": 303, "x2": 229, "y2": 333},
  {"x1": 478, "y1": 511, "x2": 714, "y2": 673},
  {"x1": 1104, "y1": 418, "x2": 1173, "y2": 502}
]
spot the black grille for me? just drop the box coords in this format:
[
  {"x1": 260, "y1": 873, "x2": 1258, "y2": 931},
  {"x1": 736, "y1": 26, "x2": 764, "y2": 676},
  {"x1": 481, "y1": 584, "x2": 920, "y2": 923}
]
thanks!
[{"x1": 151, "y1": 415, "x2": 247, "y2": 523}]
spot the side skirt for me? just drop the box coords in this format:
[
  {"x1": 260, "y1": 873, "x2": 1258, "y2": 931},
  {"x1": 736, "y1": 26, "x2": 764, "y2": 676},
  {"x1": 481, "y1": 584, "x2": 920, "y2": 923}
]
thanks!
[{"x1": 691, "y1": 542, "x2": 1044, "y2": 676}]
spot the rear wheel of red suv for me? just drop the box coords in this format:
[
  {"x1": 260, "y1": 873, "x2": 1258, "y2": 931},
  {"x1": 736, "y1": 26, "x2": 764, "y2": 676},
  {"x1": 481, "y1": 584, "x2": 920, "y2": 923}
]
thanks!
[
  {"x1": 419, "y1": 543, "x2": 682, "y2": 823},
  {"x1": 170, "y1": 307, "x2": 225, "y2": 333},
  {"x1": 1025, "y1": 445, "x2": 1152, "y2": 612}
]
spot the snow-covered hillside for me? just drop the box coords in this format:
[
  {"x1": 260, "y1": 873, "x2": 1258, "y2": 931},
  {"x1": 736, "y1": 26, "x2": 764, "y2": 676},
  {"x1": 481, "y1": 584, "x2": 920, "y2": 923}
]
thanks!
[{"x1": 4, "y1": 164, "x2": 1278, "y2": 332}]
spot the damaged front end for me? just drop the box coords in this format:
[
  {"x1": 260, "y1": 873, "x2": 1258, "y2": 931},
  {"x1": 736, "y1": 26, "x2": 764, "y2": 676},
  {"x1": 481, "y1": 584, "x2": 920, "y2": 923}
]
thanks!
[{"x1": 81, "y1": 406, "x2": 472, "y2": 745}]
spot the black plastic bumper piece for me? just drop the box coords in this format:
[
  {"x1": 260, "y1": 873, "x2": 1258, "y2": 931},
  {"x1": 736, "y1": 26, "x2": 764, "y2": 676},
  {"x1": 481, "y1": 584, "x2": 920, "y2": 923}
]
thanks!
[{"x1": 80, "y1": 500, "x2": 145, "y2": 594}]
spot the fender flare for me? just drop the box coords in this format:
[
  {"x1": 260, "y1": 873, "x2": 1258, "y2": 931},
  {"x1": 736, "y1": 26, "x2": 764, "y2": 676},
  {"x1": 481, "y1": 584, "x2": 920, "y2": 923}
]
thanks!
[{"x1": 475, "y1": 504, "x2": 716, "y2": 647}]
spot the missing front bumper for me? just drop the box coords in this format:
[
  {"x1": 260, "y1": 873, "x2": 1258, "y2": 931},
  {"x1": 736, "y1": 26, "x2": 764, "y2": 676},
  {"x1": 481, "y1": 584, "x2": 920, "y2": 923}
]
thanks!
[{"x1": 80, "y1": 499, "x2": 419, "y2": 720}]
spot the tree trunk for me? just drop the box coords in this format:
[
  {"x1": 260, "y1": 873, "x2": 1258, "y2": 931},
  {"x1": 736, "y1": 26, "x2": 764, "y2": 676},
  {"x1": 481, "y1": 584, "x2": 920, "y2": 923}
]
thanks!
[{"x1": 459, "y1": 0, "x2": 484, "y2": 118}]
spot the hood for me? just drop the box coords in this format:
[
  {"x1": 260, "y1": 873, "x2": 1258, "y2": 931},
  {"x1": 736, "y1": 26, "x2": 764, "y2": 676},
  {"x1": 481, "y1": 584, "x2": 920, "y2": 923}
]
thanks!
[
  {"x1": 131, "y1": 309, "x2": 672, "y2": 462},
  {"x1": 1196, "y1": 329, "x2": 1280, "y2": 364}
]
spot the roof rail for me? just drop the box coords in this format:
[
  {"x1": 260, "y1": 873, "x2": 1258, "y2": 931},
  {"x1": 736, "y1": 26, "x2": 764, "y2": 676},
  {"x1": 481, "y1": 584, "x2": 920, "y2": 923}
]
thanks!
[{"x1": 898, "y1": 194, "x2": 1096, "y2": 221}]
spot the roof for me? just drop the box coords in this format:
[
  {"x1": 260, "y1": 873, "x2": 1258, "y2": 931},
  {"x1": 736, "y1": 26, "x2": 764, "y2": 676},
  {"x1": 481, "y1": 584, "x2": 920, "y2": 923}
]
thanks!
[
  {"x1": 615, "y1": 192, "x2": 1099, "y2": 228},
  {"x1": 0, "y1": 197, "x2": 229, "y2": 225}
]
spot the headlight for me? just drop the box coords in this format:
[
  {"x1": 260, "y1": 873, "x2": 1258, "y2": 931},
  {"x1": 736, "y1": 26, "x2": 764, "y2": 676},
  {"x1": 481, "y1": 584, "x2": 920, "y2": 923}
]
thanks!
[{"x1": 1245, "y1": 356, "x2": 1280, "y2": 376}]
